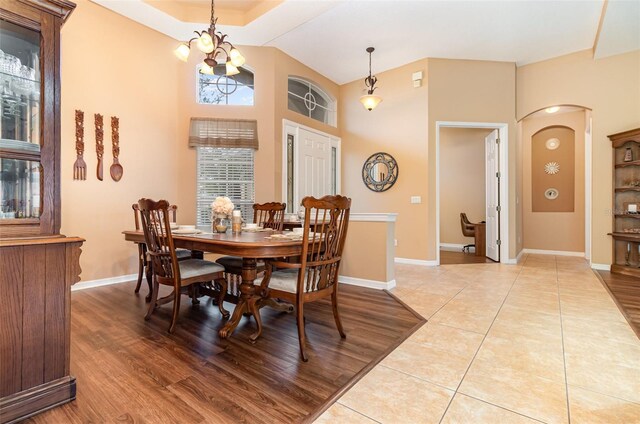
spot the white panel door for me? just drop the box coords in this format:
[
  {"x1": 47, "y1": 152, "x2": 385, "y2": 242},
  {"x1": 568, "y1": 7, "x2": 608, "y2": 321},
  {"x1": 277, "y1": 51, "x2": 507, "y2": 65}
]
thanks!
[
  {"x1": 297, "y1": 128, "x2": 331, "y2": 202},
  {"x1": 485, "y1": 129, "x2": 500, "y2": 262}
]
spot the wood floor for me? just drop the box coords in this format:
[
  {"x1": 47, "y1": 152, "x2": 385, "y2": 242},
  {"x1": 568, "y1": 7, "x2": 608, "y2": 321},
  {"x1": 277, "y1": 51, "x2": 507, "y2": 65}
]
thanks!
[
  {"x1": 439, "y1": 249, "x2": 494, "y2": 265},
  {"x1": 24, "y1": 282, "x2": 423, "y2": 424},
  {"x1": 597, "y1": 270, "x2": 640, "y2": 338}
]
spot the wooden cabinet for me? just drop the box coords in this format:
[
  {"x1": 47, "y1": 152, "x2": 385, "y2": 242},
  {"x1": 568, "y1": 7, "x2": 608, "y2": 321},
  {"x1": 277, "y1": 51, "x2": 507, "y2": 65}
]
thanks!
[
  {"x1": 0, "y1": 1, "x2": 81, "y2": 423},
  {"x1": 608, "y1": 128, "x2": 640, "y2": 277}
]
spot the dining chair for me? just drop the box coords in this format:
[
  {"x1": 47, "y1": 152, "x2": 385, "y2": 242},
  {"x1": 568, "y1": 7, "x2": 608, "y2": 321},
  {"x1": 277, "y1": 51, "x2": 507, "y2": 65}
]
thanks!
[
  {"x1": 132, "y1": 203, "x2": 192, "y2": 297},
  {"x1": 137, "y1": 198, "x2": 229, "y2": 333},
  {"x1": 216, "y1": 202, "x2": 286, "y2": 297},
  {"x1": 258, "y1": 195, "x2": 351, "y2": 361}
]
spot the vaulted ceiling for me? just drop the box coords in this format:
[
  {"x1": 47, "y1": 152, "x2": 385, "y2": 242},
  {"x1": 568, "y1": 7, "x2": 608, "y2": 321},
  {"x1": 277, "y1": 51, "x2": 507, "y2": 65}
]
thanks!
[{"x1": 91, "y1": 0, "x2": 640, "y2": 84}]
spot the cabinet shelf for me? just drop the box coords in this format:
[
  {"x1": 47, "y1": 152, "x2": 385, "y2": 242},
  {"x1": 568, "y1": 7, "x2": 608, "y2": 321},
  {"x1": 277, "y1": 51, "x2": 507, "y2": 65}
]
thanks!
[
  {"x1": 615, "y1": 160, "x2": 640, "y2": 168},
  {"x1": 615, "y1": 187, "x2": 640, "y2": 192},
  {"x1": 614, "y1": 214, "x2": 640, "y2": 219},
  {"x1": 609, "y1": 232, "x2": 640, "y2": 241}
]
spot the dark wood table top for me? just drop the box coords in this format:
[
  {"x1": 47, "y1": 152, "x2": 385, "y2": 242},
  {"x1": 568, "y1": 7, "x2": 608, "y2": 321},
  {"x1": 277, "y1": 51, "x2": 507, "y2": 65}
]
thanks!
[{"x1": 123, "y1": 230, "x2": 304, "y2": 258}]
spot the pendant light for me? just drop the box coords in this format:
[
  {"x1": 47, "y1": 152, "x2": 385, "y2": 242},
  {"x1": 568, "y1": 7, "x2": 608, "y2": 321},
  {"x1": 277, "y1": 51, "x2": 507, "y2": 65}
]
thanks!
[
  {"x1": 360, "y1": 47, "x2": 382, "y2": 111},
  {"x1": 173, "y1": 0, "x2": 245, "y2": 76}
]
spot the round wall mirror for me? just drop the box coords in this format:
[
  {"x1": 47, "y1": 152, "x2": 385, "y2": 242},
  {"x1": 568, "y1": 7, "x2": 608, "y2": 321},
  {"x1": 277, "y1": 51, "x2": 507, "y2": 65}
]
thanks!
[{"x1": 362, "y1": 152, "x2": 398, "y2": 192}]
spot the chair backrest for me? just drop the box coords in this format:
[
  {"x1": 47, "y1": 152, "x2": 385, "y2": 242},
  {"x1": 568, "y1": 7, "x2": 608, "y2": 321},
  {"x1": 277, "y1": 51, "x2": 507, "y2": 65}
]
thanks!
[
  {"x1": 460, "y1": 213, "x2": 475, "y2": 237},
  {"x1": 253, "y1": 202, "x2": 286, "y2": 230},
  {"x1": 133, "y1": 203, "x2": 178, "y2": 230},
  {"x1": 137, "y1": 198, "x2": 179, "y2": 285},
  {"x1": 296, "y1": 195, "x2": 351, "y2": 294}
]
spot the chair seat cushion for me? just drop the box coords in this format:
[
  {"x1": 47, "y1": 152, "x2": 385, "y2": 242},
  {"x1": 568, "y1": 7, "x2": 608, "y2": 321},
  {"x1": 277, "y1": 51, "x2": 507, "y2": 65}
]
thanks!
[
  {"x1": 179, "y1": 259, "x2": 224, "y2": 280},
  {"x1": 261, "y1": 268, "x2": 303, "y2": 293},
  {"x1": 176, "y1": 249, "x2": 192, "y2": 260}
]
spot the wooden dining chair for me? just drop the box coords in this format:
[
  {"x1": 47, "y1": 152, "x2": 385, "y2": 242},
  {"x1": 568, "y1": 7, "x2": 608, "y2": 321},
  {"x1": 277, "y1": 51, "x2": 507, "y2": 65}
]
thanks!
[
  {"x1": 137, "y1": 198, "x2": 229, "y2": 333},
  {"x1": 258, "y1": 195, "x2": 351, "y2": 361},
  {"x1": 133, "y1": 203, "x2": 192, "y2": 297},
  {"x1": 216, "y1": 202, "x2": 286, "y2": 297}
]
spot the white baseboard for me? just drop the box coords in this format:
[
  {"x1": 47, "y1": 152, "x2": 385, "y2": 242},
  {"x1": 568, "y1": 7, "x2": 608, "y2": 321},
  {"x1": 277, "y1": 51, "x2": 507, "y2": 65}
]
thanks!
[
  {"x1": 502, "y1": 250, "x2": 525, "y2": 265},
  {"x1": 339, "y1": 276, "x2": 396, "y2": 290},
  {"x1": 439, "y1": 243, "x2": 473, "y2": 252},
  {"x1": 72, "y1": 273, "x2": 137, "y2": 292},
  {"x1": 591, "y1": 263, "x2": 610, "y2": 271},
  {"x1": 395, "y1": 257, "x2": 438, "y2": 267},
  {"x1": 521, "y1": 249, "x2": 585, "y2": 257}
]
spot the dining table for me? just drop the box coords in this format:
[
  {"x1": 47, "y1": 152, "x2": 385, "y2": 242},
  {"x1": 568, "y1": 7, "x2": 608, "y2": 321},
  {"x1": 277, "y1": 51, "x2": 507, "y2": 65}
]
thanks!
[{"x1": 123, "y1": 229, "x2": 304, "y2": 341}]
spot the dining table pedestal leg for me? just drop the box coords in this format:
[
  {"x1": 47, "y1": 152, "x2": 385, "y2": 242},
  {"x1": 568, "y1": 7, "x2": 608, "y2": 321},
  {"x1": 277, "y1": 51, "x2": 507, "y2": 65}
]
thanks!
[{"x1": 218, "y1": 257, "x2": 263, "y2": 341}]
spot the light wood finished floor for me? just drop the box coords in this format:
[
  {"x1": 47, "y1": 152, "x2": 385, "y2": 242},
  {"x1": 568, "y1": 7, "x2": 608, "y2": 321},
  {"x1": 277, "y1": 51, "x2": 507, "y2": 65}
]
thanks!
[
  {"x1": 596, "y1": 270, "x2": 640, "y2": 338},
  {"x1": 24, "y1": 283, "x2": 422, "y2": 423},
  {"x1": 318, "y1": 254, "x2": 640, "y2": 423}
]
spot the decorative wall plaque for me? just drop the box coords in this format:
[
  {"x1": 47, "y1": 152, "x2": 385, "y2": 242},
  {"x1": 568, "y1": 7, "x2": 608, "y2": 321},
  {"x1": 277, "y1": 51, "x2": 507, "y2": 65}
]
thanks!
[{"x1": 362, "y1": 152, "x2": 398, "y2": 192}]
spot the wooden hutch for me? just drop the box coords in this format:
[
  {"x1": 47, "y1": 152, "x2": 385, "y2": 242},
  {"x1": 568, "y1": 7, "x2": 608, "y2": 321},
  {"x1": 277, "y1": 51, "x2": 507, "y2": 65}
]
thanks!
[
  {"x1": 0, "y1": 1, "x2": 82, "y2": 422},
  {"x1": 608, "y1": 128, "x2": 640, "y2": 277}
]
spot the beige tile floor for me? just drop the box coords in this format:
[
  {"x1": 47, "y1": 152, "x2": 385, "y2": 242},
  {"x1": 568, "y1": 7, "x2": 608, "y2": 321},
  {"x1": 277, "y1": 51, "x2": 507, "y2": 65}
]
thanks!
[{"x1": 315, "y1": 254, "x2": 640, "y2": 424}]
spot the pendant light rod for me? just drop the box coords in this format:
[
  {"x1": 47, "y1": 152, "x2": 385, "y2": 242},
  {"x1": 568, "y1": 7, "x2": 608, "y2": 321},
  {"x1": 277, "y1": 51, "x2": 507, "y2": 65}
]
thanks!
[{"x1": 360, "y1": 46, "x2": 382, "y2": 111}]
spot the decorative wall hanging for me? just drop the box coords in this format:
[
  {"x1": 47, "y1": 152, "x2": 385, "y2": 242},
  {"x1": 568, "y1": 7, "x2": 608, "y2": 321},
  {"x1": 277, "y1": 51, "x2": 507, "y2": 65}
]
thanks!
[
  {"x1": 73, "y1": 110, "x2": 86, "y2": 180},
  {"x1": 95, "y1": 113, "x2": 104, "y2": 181},
  {"x1": 545, "y1": 138, "x2": 560, "y2": 150},
  {"x1": 362, "y1": 152, "x2": 398, "y2": 192},
  {"x1": 544, "y1": 161, "x2": 560, "y2": 175},
  {"x1": 544, "y1": 188, "x2": 559, "y2": 200},
  {"x1": 624, "y1": 147, "x2": 633, "y2": 162},
  {"x1": 110, "y1": 116, "x2": 123, "y2": 182},
  {"x1": 173, "y1": 0, "x2": 245, "y2": 76},
  {"x1": 360, "y1": 47, "x2": 382, "y2": 111}
]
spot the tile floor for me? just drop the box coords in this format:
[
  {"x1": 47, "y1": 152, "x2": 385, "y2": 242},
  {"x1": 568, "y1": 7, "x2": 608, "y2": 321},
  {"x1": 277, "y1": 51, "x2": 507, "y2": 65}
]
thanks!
[{"x1": 315, "y1": 254, "x2": 640, "y2": 424}]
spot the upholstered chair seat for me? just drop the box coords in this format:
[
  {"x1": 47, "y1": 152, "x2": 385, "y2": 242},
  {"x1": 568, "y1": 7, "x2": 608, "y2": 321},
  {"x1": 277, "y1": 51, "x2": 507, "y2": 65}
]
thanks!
[
  {"x1": 179, "y1": 259, "x2": 225, "y2": 280},
  {"x1": 175, "y1": 249, "x2": 192, "y2": 260}
]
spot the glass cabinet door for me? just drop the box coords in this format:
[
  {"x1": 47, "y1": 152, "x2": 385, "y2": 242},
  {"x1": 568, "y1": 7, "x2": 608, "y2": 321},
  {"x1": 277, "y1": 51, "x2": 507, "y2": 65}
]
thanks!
[{"x1": 0, "y1": 17, "x2": 41, "y2": 220}]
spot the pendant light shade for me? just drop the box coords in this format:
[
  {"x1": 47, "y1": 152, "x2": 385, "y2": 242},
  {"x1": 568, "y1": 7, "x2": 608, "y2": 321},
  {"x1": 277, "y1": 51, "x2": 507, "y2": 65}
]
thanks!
[
  {"x1": 200, "y1": 63, "x2": 215, "y2": 75},
  {"x1": 360, "y1": 94, "x2": 383, "y2": 111},
  {"x1": 229, "y1": 48, "x2": 246, "y2": 67},
  {"x1": 361, "y1": 47, "x2": 382, "y2": 111},
  {"x1": 196, "y1": 32, "x2": 215, "y2": 53},
  {"x1": 174, "y1": 44, "x2": 190, "y2": 62},
  {"x1": 226, "y1": 61, "x2": 240, "y2": 76}
]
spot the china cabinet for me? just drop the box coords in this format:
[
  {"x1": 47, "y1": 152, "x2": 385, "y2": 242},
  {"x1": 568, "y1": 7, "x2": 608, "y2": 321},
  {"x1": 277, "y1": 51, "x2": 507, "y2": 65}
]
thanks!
[
  {"x1": 0, "y1": 1, "x2": 82, "y2": 423},
  {"x1": 607, "y1": 128, "x2": 640, "y2": 277}
]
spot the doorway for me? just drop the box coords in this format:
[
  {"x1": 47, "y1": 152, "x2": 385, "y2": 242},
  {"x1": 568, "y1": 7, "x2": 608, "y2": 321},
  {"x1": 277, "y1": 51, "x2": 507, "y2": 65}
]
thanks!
[
  {"x1": 281, "y1": 120, "x2": 341, "y2": 213},
  {"x1": 435, "y1": 122, "x2": 509, "y2": 265}
]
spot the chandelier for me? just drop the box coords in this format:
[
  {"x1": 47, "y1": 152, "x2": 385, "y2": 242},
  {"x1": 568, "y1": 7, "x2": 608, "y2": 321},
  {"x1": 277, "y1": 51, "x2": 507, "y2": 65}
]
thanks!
[
  {"x1": 173, "y1": 0, "x2": 245, "y2": 76},
  {"x1": 360, "y1": 47, "x2": 382, "y2": 111}
]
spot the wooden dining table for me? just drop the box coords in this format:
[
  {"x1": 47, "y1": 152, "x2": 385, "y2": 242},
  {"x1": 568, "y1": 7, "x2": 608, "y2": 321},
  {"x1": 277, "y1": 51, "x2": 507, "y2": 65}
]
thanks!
[{"x1": 123, "y1": 229, "x2": 304, "y2": 341}]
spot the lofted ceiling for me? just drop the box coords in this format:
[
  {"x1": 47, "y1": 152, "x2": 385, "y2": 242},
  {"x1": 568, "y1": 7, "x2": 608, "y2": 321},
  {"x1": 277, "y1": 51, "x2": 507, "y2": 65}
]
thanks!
[{"x1": 91, "y1": 0, "x2": 639, "y2": 85}]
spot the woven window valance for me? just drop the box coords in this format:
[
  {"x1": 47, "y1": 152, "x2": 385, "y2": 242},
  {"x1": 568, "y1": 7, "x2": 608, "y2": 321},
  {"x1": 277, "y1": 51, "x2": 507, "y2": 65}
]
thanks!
[{"x1": 189, "y1": 118, "x2": 259, "y2": 150}]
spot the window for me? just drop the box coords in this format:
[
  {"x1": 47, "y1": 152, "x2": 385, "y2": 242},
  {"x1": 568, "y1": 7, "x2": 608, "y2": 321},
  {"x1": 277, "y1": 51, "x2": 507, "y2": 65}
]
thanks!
[
  {"x1": 287, "y1": 77, "x2": 336, "y2": 127},
  {"x1": 196, "y1": 147, "x2": 255, "y2": 227},
  {"x1": 197, "y1": 64, "x2": 254, "y2": 105}
]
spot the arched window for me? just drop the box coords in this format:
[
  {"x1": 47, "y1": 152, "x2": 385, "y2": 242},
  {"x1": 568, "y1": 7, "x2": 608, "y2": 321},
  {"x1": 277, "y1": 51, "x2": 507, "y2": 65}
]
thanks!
[
  {"x1": 197, "y1": 64, "x2": 254, "y2": 105},
  {"x1": 287, "y1": 77, "x2": 336, "y2": 126}
]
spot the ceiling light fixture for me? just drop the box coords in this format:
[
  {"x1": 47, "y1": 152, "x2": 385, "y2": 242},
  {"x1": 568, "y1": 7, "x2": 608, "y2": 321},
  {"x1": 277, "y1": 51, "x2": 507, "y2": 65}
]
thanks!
[
  {"x1": 360, "y1": 47, "x2": 382, "y2": 111},
  {"x1": 173, "y1": 0, "x2": 245, "y2": 76},
  {"x1": 545, "y1": 106, "x2": 560, "y2": 114}
]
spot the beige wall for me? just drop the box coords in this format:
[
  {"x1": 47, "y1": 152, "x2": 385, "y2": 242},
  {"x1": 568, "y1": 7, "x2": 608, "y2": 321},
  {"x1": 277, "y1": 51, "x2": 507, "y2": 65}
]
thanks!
[
  {"x1": 521, "y1": 111, "x2": 586, "y2": 252},
  {"x1": 428, "y1": 59, "x2": 517, "y2": 261},
  {"x1": 60, "y1": 0, "x2": 180, "y2": 281},
  {"x1": 339, "y1": 59, "x2": 429, "y2": 260},
  {"x1": 517, "y1": 49, "x2": 640, "y2": 264},
  {"x1": 340, "y1": 220, "x2": 395, "y2": 283},
  {"x1": 439, "y1": 128, "x2": 491, "y2": 245}
]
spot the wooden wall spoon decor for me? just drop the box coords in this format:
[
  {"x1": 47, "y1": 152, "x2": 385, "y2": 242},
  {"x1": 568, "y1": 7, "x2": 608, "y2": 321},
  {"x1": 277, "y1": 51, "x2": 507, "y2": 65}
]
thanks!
[
  {"x1": 95, "y1": 113, "x2": 104, "y2": 181},
  {"x1": 73, "y1": 110, "x2": 86, "y2": 180},
  {"x1": 110, "y1": 116, "x2": 123, "y2": 182}
]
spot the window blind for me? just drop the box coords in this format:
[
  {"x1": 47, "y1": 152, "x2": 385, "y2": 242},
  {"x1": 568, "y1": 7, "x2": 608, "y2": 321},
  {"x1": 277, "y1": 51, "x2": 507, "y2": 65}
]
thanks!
[
  {"x1": 189, "y1": 118, "x2": 259, "y2": 149},
  {"x1": 196, "y1": 147, "x2": 255, "y2": 227}
]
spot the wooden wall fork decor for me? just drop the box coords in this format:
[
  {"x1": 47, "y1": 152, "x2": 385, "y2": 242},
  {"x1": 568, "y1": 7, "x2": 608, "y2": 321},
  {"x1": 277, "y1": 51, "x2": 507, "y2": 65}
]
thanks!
[
  {"x1": 110, "y1": 116, "x2": 123, "y2": 181},
  {"x1": 95, "y1": 113, "x2": 104, "y2": 181},
  {"x1": 73, "y1": 109, "x2": 86, "y2": 180}
]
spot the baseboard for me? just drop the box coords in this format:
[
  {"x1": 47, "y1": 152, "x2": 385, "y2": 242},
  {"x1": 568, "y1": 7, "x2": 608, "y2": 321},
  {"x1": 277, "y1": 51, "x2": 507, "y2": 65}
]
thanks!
[
  {"x1": 339, "y1": 276, "x2": 396, "y2": 290},
  {"x1": 394, "y1": 257, "x2": 438, "y2": 267},
  {"x1": 591, "y1": 263, "x2": 611, "y2": 271},
  {"x1": 521, "y1": 249, "x2": 585, "y2": 257},
  {"x1": 439, "y1": 243, "x2": 474, "y2": 252},
  {"x1": 0, "y1": 376, "x2": 76, "y2": 424},
  {"x1": 71, "y1": 273, "x2": 136, "y2": 292}
]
